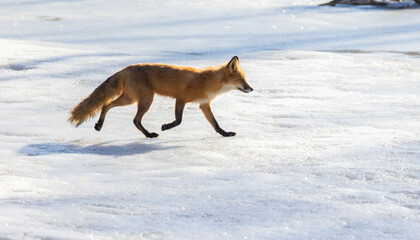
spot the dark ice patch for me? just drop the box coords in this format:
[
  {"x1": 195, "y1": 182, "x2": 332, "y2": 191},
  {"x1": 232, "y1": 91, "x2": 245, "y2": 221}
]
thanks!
[{"x1": 39, "y1": 16, "x2": 62, "y2": 21}]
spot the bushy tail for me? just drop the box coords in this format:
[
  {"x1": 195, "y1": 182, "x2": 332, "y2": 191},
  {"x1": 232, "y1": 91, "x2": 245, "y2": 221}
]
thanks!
[{"x1": 69, "y1": 74, "x2": 123, "y2": 127}]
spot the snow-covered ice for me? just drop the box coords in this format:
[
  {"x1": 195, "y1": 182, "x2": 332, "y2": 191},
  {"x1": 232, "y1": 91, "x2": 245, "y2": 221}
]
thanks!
[{"x1": 0, "y1": 0, "x2": 419, "y2": 239}]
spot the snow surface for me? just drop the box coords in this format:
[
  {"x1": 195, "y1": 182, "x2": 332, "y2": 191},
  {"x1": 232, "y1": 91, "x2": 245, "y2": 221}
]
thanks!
[{"x1": 1, "y1": 0, "x2": 420, "y2": 239}]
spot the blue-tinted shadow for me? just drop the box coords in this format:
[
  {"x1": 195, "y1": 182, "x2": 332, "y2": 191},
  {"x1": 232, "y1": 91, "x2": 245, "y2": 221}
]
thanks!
[{"x1": 20, "y1": 140, "x2": 181, "y2": 157}]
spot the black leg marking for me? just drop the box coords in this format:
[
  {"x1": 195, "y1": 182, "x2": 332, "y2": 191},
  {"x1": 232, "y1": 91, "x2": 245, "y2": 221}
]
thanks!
[
  {"x1": 94, "y1": 119, "x2": 104, "y2": 131},
  {"x1": 162, "y1": 100, "x2": 185, "y2": 131}
]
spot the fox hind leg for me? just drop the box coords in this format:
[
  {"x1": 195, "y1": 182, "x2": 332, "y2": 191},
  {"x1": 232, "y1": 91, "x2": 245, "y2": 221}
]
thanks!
[
  {"x1": 162, "y1": 99, "x2": 185, "y2": 131},
  {"x1": 95, "y1": 94, "x2": 133, "y2": 131},
  {"x1": 133, "y1": 95, "x2": 158, "y2": 138}
]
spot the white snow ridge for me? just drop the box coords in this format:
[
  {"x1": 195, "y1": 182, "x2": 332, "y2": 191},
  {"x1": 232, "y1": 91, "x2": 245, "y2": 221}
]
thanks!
[{"x1": 0, "y1": 0, "x2": 419, "y2": 239}]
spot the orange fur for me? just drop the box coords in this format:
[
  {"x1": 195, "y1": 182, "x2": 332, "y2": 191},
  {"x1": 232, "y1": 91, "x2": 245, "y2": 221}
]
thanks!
[{"x1": 69, "y1": 56, "x2": 253, "y2": 137}]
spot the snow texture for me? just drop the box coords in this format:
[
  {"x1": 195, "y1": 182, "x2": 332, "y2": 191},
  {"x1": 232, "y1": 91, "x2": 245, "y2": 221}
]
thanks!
[{"x1": 0, "y1": 0, "x2": 420, "y2": 239}]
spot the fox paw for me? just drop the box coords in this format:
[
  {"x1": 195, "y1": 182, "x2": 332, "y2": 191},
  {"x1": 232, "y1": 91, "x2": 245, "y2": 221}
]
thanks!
[
  {"x1": 94, "y1": 120, "x2": 103, "y2": 131},
  {"x1": 222, "y1": 131, "x2": 236, "y2": 137},
  {"x1": 161, "y1": 124, "x2": 169, "y2": 131},
  {"x1": 147, "y1": 132, "x2": 159, "y2": 138}
]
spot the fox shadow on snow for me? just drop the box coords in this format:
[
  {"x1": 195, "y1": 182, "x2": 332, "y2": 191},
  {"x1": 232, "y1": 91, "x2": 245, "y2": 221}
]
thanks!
[{"x1": 20, "y1": 140, "x2": 180, "y2": 157}]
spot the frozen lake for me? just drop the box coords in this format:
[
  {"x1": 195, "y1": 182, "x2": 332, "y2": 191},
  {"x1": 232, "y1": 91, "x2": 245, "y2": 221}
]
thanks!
[{"x1": 0, "y1": 0, "x2": 419, "y2": 239}]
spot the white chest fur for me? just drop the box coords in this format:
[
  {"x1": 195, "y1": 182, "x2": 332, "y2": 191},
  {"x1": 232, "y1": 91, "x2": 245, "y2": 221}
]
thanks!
[{"x1": 194, "y1": 84, "x2": 236, "y2": 104}]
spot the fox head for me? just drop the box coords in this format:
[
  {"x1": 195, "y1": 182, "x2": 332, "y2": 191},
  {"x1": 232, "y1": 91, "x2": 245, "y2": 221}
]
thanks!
[{"x1": 224, "y1": 56, "x2": 253, "y2": 93}]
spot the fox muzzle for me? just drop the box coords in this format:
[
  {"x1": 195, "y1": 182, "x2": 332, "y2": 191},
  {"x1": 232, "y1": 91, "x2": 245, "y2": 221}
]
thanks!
[{"x1": 238, "y1": 83, "x2": 253, "y2": 93}]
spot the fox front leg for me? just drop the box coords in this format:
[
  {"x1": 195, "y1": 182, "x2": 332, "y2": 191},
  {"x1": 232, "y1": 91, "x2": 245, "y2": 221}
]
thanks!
[
  {"x1": 162, "y1": 99, "x2": 185, "y2": 131},
  {"x1": 199, "y1": 103, "x2": 236, "y2": 137}
]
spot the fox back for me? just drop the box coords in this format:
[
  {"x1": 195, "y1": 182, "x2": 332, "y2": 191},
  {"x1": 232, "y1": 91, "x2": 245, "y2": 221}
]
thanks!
[{"x1": 121, "y1": 57, "x2": 252, "y2": 103}]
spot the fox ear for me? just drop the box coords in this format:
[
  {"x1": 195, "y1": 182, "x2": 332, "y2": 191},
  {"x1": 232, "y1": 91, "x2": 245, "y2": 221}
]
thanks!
[{"x1": 227, "y1": 56, "x2": 239, "y2": 73}]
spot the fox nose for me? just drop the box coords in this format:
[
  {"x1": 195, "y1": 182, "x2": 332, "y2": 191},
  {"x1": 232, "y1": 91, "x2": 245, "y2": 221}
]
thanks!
[
  {"x1": 245, "y1": 85, "x2": 253, "y2": 92},
  {"x1": 243, "y1": 86, "x2": 253, "y2": 93}
]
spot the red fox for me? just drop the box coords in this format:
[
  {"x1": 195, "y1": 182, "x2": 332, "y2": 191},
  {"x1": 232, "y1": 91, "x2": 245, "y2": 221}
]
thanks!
[{"x1": 69, "y1": 56, "x2": 253, "y2": 138}]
